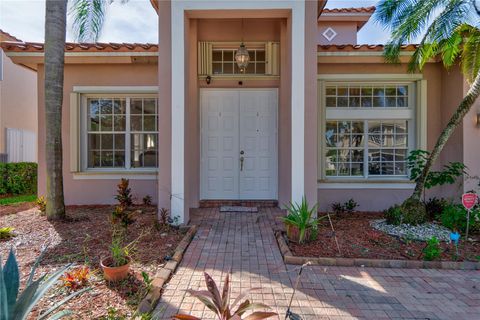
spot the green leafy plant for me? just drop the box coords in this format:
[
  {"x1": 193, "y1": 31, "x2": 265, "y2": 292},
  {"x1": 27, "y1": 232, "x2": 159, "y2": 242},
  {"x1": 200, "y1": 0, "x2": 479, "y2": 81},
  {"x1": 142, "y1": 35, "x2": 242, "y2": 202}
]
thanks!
[
  {"x1": 172, "y1": 272, "x2": 277, "y2": 320},
  {"x1": 408, "y1": 150, "x2": 467, "y2": 194},
  {"x1": 115, "y1": 178, "x2": 133, "y2": 210},
  {"x1": 111, "y1": 206, "x2": 135, "y2": 229},
  {"x1": 142, "y1": 195, "x2": 152, "y2": 206},
  {"x1": 330, "y1": 202, "x2": 344, "y2": 215},
  {"x1": 0, "y1": 227, "x2": 15, "y2": 240},
  {"x1": 0, "y1": 248, "x2": 90, "y2": 320},
  {"x1": 141, "y1": 271, "x2": 153, "y2": 293},
  {"x1": 36, "y1": 196, "x2": 47, "y2": 213},
  {"x1": 0, "y1": 162, "x2": 37, "y2": 195},
  {"x1": 109, "y1": 234, "x2": 130, "y2": 268},
  {"x1": 441, "y1": 204, "x2": 480, "y2": 234},
  {"x1": 344, "y1": 199, "x2": 359, "y2": 213},
  {"x1": 423, "y1": 237, "x2": 442, "y2": 261},
  {"x1": 282, "y1": 197, "x2": 321, "y2": 244},
  {"x1": 100, "y1": 307, "x2": 126, "y2": 320},
  {"x1": 384, "y1": 205, "x2": 403, "y2": 225}
]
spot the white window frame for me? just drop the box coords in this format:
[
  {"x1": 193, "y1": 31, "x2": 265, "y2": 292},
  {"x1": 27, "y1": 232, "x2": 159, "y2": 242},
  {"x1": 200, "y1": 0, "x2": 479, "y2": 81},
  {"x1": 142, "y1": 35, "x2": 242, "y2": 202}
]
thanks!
[
  {"x1": 80, "y1": 93, "x2": 158, "y2": 173},
  {"x1": 318, "y1": 75, "x2": 427, "y2": 183}
]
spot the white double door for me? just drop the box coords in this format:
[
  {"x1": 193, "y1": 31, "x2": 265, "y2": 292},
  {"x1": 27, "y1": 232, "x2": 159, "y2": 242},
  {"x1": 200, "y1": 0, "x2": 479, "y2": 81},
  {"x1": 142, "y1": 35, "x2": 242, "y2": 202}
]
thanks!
[{"x1": 200, "y1": 89, "x2": 278, "y2": 200}]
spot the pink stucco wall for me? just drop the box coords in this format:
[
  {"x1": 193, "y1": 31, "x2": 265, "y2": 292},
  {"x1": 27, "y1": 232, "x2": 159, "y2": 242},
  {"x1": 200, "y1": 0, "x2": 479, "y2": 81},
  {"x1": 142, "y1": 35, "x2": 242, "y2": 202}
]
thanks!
[
  {"x1": 317, "y1": 22, "x2": 357, "y2": 45},
  {"x1": 37, "y1": 64, "x2": 158, "y2": 205},
  {"x1": 0, "y1": 51, "x2": 37, "y2": 156}
]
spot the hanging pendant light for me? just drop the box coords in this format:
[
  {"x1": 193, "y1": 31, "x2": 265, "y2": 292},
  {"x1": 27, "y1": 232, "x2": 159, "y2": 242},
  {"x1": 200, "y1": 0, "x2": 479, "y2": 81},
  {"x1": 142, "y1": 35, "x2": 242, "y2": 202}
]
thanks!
[{"x1": 235, "y1": 19, "x2": 249, "y2": 73}]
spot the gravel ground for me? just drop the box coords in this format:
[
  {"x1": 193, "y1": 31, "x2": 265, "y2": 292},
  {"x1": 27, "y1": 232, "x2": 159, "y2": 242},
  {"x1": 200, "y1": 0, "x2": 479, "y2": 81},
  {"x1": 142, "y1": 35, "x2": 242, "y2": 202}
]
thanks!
[{"x1": 371, "y1": 219, "x2": 452, "y2": 242}]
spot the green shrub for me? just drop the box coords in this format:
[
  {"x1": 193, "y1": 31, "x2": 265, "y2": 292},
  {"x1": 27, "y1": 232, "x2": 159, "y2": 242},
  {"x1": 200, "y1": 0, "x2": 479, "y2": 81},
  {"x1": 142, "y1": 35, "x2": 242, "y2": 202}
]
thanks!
[
  {"x1": 385, "y1": 198, "x2": 427, "y2": 226},
  {"x1": 441, "y1": 204, "x2": 480, "y2": 234},
  {"x1": 423, "y1": 237, "x2": 441, "y2": 261},
  {"x1": 400, "y1": 198, "x2": 427, "y2": 225},
  {"x1": 0, "y1": 162, "x2": 37, "y2": 195},
  {"x1": 384, "y1": 205, "x2": 403, "y2": 225}
]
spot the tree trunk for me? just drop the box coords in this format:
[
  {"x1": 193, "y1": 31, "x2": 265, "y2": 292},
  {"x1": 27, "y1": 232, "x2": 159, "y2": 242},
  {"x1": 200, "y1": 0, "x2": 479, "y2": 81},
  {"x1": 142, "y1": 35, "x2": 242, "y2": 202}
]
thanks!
[
  {"x1": 44, "y1": 0, "x2": 67, "y2": 220},
  {"x1": 410, "y1": 71, "x2": 480, "y2": 201}
]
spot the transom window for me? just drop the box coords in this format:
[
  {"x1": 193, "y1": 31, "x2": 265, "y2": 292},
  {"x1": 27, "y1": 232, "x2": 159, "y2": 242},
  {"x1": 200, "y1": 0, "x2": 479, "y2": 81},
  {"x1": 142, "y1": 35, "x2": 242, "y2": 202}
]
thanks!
[
  {"x1": 323, "y1": 82, "x2": 415, "y2": 180},
  {"x1": 326, "y1": 84, "x2": 409, "y2": 108},
  {"x1": 85, "y1": 96, "x2": 158, "y2": 170},
  {"x1": 212, "y1": 49, "x2": 266, "y2": 75}
]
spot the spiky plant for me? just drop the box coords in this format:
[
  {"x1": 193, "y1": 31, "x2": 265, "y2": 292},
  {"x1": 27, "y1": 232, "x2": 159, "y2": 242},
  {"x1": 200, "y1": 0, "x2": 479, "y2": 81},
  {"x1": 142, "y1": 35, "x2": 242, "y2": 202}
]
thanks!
[
  {"x1": 0, "y1": 248, "x2": 90, "y2": 320},
  {"x1": 375, "y1": 0, "x2": 480, "y2": 218},
  {"x1": 282, "y1": 197, "x2": 320, "y2": 244},
  {"x1": 172, "y1": 273, "x2": 277, "y2": 320}
]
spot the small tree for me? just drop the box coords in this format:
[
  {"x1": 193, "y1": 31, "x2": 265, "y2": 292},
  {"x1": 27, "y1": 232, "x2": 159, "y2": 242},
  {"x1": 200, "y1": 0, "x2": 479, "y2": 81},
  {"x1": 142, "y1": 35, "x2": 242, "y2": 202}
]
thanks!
[{"x1": 376, "y1": 0, "x2": 480, "y2": 222}]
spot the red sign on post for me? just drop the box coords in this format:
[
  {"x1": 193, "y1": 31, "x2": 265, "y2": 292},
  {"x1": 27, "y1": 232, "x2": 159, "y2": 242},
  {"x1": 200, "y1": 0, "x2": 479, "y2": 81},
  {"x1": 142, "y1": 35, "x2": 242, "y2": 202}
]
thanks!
[{"x1": 462, "y1": 193, "x2": 478, "y2": 210}]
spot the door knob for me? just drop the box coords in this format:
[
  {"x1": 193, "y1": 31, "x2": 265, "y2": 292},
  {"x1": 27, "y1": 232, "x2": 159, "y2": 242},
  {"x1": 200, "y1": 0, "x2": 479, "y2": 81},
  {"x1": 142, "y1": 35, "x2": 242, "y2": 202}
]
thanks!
[{"x1": 240, "y1": 150, "x2": 244, "y2": 155}]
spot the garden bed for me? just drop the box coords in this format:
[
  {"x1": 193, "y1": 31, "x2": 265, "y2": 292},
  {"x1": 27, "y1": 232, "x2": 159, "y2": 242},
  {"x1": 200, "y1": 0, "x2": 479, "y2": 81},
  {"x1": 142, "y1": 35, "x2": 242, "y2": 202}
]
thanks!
[
  {"x1": 285, "y1": 212, "x2": 480, "y2": 264},
  {"x1": 0, "y1": 205, "x2": 187, "y2": 319}
]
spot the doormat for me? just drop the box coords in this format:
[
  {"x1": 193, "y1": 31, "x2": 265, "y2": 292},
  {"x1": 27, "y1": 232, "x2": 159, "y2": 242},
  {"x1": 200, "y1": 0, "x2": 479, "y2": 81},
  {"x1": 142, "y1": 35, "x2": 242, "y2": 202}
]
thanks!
[{"x1": 220, "y1": 206, "x2": 258, "y2": 212}]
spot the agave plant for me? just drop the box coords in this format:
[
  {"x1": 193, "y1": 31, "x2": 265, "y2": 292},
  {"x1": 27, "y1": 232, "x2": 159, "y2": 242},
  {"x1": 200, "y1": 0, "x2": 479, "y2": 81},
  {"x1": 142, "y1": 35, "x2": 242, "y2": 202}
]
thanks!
[
  {"x1": 172, "y1": 272, "x2": 277, "y2": 320},
  {"x1": 0, "y1": 248, "x2": 90, "y2": 320},
  {"x1": 281, "y1": 197, "x2": 321, "y2": 244}
]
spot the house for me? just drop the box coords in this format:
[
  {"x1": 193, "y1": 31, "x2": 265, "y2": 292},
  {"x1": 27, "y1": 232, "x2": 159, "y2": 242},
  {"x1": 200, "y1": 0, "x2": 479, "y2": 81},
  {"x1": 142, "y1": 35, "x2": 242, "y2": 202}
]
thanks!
[
  {"x1": 1, "y1": 0, "x2": 479, "y2": 223},
  {"x1": 0, "y1": 30, "x2": 37, "y2": 163}
]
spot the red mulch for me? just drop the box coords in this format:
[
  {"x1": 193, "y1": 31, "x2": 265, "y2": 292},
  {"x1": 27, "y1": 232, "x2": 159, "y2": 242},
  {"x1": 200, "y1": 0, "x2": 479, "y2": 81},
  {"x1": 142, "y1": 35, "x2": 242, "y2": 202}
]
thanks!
[
  {"x1": 288, "y1": 212, "x2": 480, "y2": 262},
  {"x1": 0, "y1": 204, "x2": 186, "y2": 319},
  {"x1": 0, "y1": 201, "x2": 36, "y2": 217}
]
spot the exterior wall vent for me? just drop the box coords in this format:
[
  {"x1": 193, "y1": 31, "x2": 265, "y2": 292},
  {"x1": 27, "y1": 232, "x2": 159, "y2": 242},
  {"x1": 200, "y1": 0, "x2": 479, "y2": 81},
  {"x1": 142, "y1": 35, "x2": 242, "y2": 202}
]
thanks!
[{"x1": 322, "y1": 27, "x2": 338, "y2": 42}]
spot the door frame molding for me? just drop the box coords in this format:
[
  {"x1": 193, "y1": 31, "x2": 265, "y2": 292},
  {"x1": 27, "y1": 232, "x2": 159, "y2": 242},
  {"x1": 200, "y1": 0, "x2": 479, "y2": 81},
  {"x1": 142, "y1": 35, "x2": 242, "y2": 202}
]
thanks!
[{"x1": 199, "y1": 88, "x2": 279, "y2": 200}]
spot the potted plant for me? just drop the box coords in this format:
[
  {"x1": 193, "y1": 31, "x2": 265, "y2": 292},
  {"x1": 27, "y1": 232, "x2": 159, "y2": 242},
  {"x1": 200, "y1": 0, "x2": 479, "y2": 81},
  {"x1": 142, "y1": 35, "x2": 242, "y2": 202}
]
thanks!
[
  {"x1": 281, "y1": 197, "x2": 319, "y2": 244},
  {"x1": 100, "y1": 230, "x2": 135, "y2": 282}
]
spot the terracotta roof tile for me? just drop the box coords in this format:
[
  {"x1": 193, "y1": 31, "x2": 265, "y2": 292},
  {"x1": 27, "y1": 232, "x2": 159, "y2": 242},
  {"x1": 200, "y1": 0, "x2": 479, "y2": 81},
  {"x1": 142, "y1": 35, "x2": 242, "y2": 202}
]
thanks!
[
  {"x1": 322, "y1": 6, "x2": 376, "y2": 14},
  {"x1": 318, "y1": 44, "x2": 419, "y2": 52},
  {"x1": 0, "y1": 29, "x2": 22, "y2": 42},
  {"x1": 0, "y1": 41, "x2": 158, "y2": 53}
]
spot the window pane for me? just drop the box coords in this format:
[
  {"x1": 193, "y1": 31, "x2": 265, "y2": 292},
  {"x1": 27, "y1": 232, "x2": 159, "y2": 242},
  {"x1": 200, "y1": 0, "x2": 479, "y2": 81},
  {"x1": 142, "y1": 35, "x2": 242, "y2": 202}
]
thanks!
[
  {"x1": 100, "y1": 115, "x2": 113, "y2": 131},
  {"x1": 114, "y1": 152, "x2": 125, "y2": 167},
  {"x1": 89, "y1": 115, "x2": 100, "y2": 131},
  {"x1": 144, "y1": 116, "x2": 157, "y2": 131},
  {"x1": 349, "y1": 97, "x2": 360, "y2": 107},
  {"x1": 256, "y1": 50, "x2": 265, "y2": 61},
  {"x1": 223, "y1": 63, "x2": 233, "y2": 74},
  {"x1": 144, "y1": 99, "x2": 156, "y2": 115},
  {"x1": 385, "y1": 97, "x2": 396, "y2": 107},
  {"x1": 101, "y1": 151, "x2": 114, "y2": 167},
  {"x1": 99, "y1": 99, "x2": 112, "y2": 114},
  {"x1": 88, "y1": 151, "x2": 101, "y2": 167},
  {"x1": 114, "y1": 134, "x2": 125, "y2": 149},
  {"x1": 213, "y1": 63, "x2": 222, "y2": 74},
  {"x1": 212, "y1": 50, "x2": 222, "y2": 61},
  {"x1": 101, "y1": 134, "x2": 113, "y2": 150},
  {"x1": 131, "y1": 99, "x2": 143, "y2": 114},
  {"x1": 397, "y1": 86, "x2": 408, "y2": 96},
  {"x1": 256, "y1": 63, "x2": 265, "y2": 74},
  {"x1": 131, "y1": 115, "x2": 142, "y2": 131},
  {"x1": 326, "y1": 97, "x2": 336, "y2": 108},
  {"x1": 326, "y1": 87, "x2": 336, "y2": 95},
  {"x1": 113, "y1": 99, "x2": 126, "y2": 114},
  {"x1": 223, "y1": 50, "x2": 233, "y2": 61},
  {"x1": 88, "y1": 134, "x2": 100, "y2": 150},
  {"x1": 114, "y1": 115, "x2": 126, "y2": 131}
]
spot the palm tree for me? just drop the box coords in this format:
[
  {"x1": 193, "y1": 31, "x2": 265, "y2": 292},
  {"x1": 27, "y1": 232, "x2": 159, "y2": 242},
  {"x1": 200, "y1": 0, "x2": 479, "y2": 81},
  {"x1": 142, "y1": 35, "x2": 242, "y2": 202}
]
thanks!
[
  {"x1": 69, "y1": 0, "x2": 126, "y2": 42},
  {"x1": 44, "y1": 0, "x2": 67, "y2": 220},
  {"x1": 43, "y1": 0, "x2": 124, "y2": 219},
  {"x1": 375, "y1": 0, "x2": 480, "y2": 219}
]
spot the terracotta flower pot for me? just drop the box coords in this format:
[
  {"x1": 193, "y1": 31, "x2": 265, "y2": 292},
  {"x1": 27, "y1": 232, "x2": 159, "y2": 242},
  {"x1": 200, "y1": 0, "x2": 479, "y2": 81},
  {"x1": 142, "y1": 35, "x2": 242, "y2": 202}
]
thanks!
[
  {"x1": 285, "y1": 224, "x2": 311, "y2": 244},
  {"x1": 100, "y1": 257, "x2": 131, "y2": 282}
]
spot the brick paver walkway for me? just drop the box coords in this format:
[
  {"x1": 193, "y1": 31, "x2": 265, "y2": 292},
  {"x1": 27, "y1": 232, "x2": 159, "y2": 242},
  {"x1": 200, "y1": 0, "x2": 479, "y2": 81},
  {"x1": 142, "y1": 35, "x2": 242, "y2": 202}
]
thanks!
[{"x1": 153, "y1": 208, "x2": 480, "y2": 320}]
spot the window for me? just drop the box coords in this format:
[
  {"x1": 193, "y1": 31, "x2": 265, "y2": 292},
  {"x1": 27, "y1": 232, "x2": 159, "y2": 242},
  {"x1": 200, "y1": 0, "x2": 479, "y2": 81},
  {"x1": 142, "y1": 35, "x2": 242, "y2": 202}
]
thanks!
[
  {"x1": 212, "y1": 49, "x2": 266, "y2": 75},
  {"x1": 323, "y1": 82, "x2": 416, "y2": 180},
  {"x1": 84, "y1": 96, "x2": 158, "y2": 170}
]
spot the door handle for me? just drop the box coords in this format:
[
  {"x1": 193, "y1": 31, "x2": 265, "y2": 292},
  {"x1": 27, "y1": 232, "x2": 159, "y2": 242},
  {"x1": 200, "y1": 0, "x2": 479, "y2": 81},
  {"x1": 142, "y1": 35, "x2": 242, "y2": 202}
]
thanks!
[{"x1": 240, "y1": 156, "x2": 244, "y2": 171}]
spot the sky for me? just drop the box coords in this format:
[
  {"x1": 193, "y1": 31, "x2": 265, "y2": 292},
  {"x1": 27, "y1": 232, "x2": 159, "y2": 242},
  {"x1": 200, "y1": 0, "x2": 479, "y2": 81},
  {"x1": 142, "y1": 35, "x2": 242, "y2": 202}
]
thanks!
[{"x1": 0, "y1": 0, "x2": 390, "y2": 44}]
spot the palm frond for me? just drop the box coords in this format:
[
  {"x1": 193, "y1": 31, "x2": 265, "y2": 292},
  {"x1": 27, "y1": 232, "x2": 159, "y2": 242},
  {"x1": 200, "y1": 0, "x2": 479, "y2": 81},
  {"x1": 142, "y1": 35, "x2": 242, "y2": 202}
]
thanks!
[
  {"x1": 461, "y1": 25, "x2": 480, "y2": 82},
  {"x1": 69, "y1": 0, "x2": 107, "y2": 42}
]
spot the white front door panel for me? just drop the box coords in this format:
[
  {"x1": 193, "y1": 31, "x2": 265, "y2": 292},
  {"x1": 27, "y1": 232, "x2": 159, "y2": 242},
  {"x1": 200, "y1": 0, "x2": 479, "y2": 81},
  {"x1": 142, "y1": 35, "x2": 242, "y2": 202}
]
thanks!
[{"x1": 200, "y1": 89, "x2": 277, "y2": 200}]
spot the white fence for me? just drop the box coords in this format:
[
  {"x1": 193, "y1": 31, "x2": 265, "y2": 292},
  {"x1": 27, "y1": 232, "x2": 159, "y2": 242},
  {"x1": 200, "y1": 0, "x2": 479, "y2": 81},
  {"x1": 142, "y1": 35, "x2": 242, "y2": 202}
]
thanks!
[{"x1": 6, "y1": 128, "x2": 37, "y2": 163}]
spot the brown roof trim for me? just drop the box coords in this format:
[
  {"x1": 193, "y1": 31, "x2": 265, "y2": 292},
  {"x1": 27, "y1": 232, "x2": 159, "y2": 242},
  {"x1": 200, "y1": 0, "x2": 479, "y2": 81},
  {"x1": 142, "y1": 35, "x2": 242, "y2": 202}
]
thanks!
[
  {"x1": 318, "y1": 44, "x2": 419, "y2": 52},
  {"x1": 1, "y1": 41, "x2": 158, "y2": 53},
  {"x1": 0, "y1": 29, "x2": 22, "y2": 42},
  {"x1": 321, "y1": 6, "x2": 376, "y2": 14}
]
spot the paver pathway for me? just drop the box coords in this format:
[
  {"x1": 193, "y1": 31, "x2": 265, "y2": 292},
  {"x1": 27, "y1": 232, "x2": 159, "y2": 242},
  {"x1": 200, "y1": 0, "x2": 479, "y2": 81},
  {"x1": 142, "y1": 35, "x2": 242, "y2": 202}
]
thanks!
[{"x1": 154, "y1": 208, "x2": 480, "y2": 320}]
